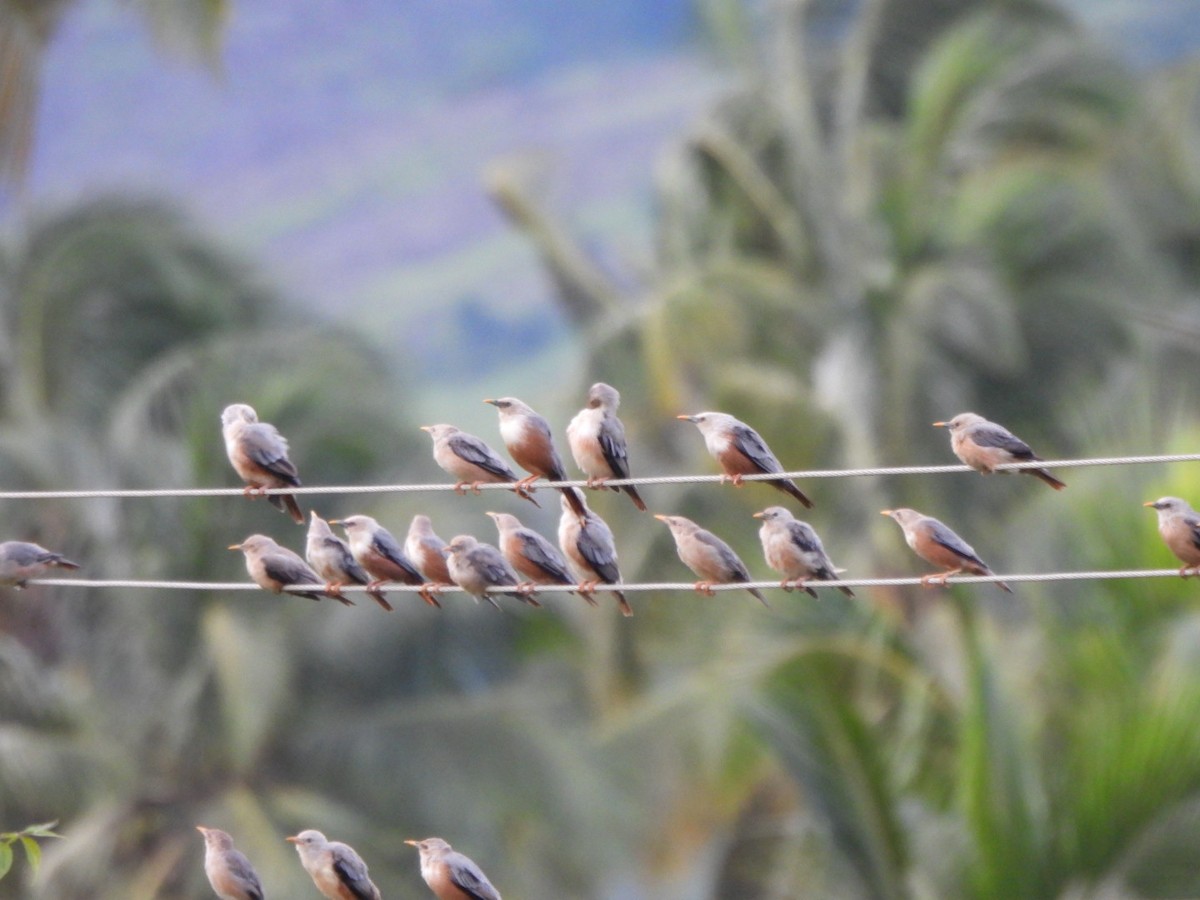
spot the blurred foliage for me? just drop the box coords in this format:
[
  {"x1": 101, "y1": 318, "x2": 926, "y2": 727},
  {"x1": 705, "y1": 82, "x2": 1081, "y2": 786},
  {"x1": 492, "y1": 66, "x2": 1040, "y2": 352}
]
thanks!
[{"x1": 0, "y1": 822, "x2": 58, "y2": 881}]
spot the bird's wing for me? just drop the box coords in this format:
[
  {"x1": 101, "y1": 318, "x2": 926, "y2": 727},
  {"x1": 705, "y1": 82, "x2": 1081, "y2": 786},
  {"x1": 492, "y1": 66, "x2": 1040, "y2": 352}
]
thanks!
[
  {"x1": 448, "y1": 433, "x2": 516, "y2": 479},
  {"x1": 472, "y1": 547, "x2": 519, "y2": 587},
  {"x1": 1185, "y1": 513, "x2": 1200, "y2": 552},
  {"x1": 241, "y1": 424, "x2": 301, "y2": 484},
  {"x1": 785, "y1": 521, "x2": 822, "y2": 555},
  {"x1": 226, "y1": 851, "x2": 265, "y2": 900},
  {"x1": 730, "y1": 423, "x2": 783, "y2": 474},
  {"x1": 577, "y1": 521, "x2": 620, "y2": 583},
  {"x1": 694, "y1": 530, "x2": 750, "y2": 580},
  {"x1": 597, "y1": 414, "x2": 631, "y2": 478},
  {"x1": 331, "y1": 846, "x2": 380, "y2": 900},
  {"x1": 262, "y1": 551, "x2": 322, "y2": 588},
  {"x1": 517, "y1": 531, "x2": 572, "y2": 581},
  {"x1": 968, "y1": 423, "x2": 1036, "y2": 460},
  {"x1": 927, "y1": 520, "x2": 987, "y2": 567},
  {"x1": 447, "y1": 853, "x2": 503, "y2": 900},
  {"x1": 327, "y1": 537, "x2": 371, "y2": 584},
  {"x1": 371, "y1": 530, "x2": 423, "y2": 580}
]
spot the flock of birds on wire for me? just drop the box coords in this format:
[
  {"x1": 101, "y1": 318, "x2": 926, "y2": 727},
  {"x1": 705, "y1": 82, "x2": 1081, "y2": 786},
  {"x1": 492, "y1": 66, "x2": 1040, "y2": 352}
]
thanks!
[
  {"x1": 4, "y1": 383, "x2": 1200, "y2": 616},
  {"x1": 7, "y1": 384, "x2": 1200, "y2": 899}
]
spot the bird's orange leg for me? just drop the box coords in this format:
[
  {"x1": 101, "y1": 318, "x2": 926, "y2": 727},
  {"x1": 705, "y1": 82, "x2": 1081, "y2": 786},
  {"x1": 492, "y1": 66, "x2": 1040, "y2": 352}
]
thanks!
[
  {"x1": 693, "y1": 581, "x2": 716, "y2": 597},
  {"x1": 452, "y1": 481, "x2": 469, "y2": 496},
  {"x1": 418, "y1": 583, "x2": 444, "y2": 608},
  {"x1": 515, "y1": 474, "x2": 541, "y2": 491},
  {"x1": 516, "y1": 581, "x2": 538, "y2": 596},
  {"x1": 324, "y1": 582, "x2": 346, "y2": 600}
]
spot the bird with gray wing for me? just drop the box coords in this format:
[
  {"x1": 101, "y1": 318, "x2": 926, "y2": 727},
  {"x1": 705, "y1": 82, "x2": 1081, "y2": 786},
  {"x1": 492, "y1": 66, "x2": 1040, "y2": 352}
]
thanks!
[
  {"x1": 196, "y1": 826, "x2": 265, "y2": 900},
  {"x1": 655, "y1": 514, "x2": 767, "y2": 605},
  {"x1": 881, "y1": 508, "x2": 1012, "y2": 593},
  {"x1": 443, "y1": 534, "x2": 537, "y2": 609},
  {"x1": 566, "y1": 382, "x2": 647, "y2": 511},
  {"x1": 406, "y1": 837, "x2": 502, "y2": 900},
  {"x1": 306, "y1": 511, "x2": 391, "y2": 610},
  {"x1": 1145, "y1": 496, "x2": 1200, "y2": 577},
  {"x1": 287, "y1": 829, "x2": 380, "y2": 900},
  {"x1": 484, "y1": 396, "x2": 587, "y2": 519},
  {"x1": 228, "y1": 534, "x2": 345, "y2": 604},
  {"x1": 754, "y1": 506, "x2": 853, "y2": 597},
  {"x1": 332, "y1": 513, "x2": 436, "y2": 607},
  {"x1": 421, "y1": 424, "x2": 539, "y2": 507},
  {"x1": 485, "y1": 510, "x2": 577, "y2": 600},
  {"x1": 221, "y1": 403, "x2": 304, "y2": 523},
  {"x1": 933, "y1": 412, "x2": 1065, "y2": 490},
  {"x1": 0, "y1": 541, "x2": 80, "y2": 589},
  {"x1": 558, "y1": 489, "x2": 632, "y2": 616},
  {"x1": 678, "y1": 411, "x2": 813, "y2": 508},
  {"x1": 406, "y1": 514, "x2": 454, "y2": 599}
]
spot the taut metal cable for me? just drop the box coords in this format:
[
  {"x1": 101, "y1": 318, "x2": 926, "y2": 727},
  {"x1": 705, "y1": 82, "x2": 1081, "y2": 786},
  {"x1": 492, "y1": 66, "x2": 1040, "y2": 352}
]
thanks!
[
  {"x1": 20, "y1": 569, "x2": 1195, "y2": 594},
  {"x1": 0, "y1": 452, "x2": 1197, "y2": 501}
]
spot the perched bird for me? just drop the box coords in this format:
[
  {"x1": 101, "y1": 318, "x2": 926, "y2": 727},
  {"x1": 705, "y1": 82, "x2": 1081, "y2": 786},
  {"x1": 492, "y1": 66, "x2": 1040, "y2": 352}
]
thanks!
[
  {"x1": 228, "y1": 534, "x2": 346, "y2": 604},
  {"x1": 485, "y1": 511, "x2": 577, "y2": 599},
  {"x1": 881, "y1": 508, "x2": 1012, "y2": 593},
  {"x1": 420, "y1": 424, "x2": 539, "y2": 507},
  {"x1": 406, "y1": 514, "x2": 454, "y2": 596},
  {"x1": 0, "y1": 541, "x2": 80, "y2": 589},
  {"x1": 933, "y1": 412, "x2": 1065, "y2": 490},
  {"x1": 677, "y1": 412, "x2": 814, "y2": 508},
  {"x1": 406, "y1": 837, "x2": 502, "y2": 900},
  {"x1": 558, "y1": 489, "x2": 632, "y2": 616},
  {"x1": 332, "y1": 514, "x2": 437, "y2": 607},
  {"x1": 196, "y1": 826, "x2": 265, "y2": 900},
  {"x1": 655, "y1": 514, "x2": 767, "y2": 605},
  {"x1": 287, "y1": 829, "x2": 380, "y2": 900},
  {"x1": 1145, "y1": 497, "x2": 1200, "y2": 577},
  {"x1": 443, "y1": 534, "x2": 536, "y2": 609},
  {"x1": 484, "y1": 396, "x2": 587, "y2": 519},
  {"x1": 221, "y1": 403, "x2": 304, "y2": 523},
  {"x1": 566, "y1": 382, "x2": 647, "y2": 511},
  {"x1": 754, "y1": 506, "x2": 854, "y2": 597},
  {"x1": 306, "y1": 512, "x2": 391, "y2": 611}
]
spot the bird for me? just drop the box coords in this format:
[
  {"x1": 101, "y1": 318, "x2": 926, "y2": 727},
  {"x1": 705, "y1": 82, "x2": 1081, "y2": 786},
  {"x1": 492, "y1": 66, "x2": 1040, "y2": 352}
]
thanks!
[
  {"x1": 566, "y1": 382, "x2": 647, "y2": 511},
  {"x1": 305, "y1": 511, "x2": 392, "y2": 611},
  {"x1": 442, "y1": 534, "x2": 537, "y2": 610},
  {"x1": 558, "y1": 488, "x2": 632, "y2": 616},
  {"x1": 753, "y1": 506, "x2": 854, "y2": 597},
  {"x1": 484, "y1": 396, "x2": 587, "y2": 519},
  {"x1": 933, "y1": 412, "x2": 1065, "y2": 490},
  {"x1": 0, "y1": 541, "x2": 80, "y2": 589},
  {"x1": 331, "y1": 513, "x2": 437, "y2": 608},
  {"x1": 485, "y1": 510, "x2": 577, "y2": 600},
  {"x1": 1145, "y1": 497, "x2": 1200, "y2": 577},
  {"x1": 677, "y1": 412, "x2": 814, "y2": 508},
  {"x1": 655, "y1": 513, "x2": 768, "y2": 605},
  {"x1": 406, "y1": 836, "x2": 502, "y2": 900},
  {"x1": 228, "y1": 534, "x2": 347, "y2": 604},
  {"x1": 406, "y1": 514, "x2": 455, "y2": 599},
  {"x1": 287, "y1": 829, "x2": 380, "y2": 900},
  {"x1": 196, "y1": 826, "x2": 265, "y2": 900},
  {"x1": 420, "y1": 424, "x2": 540, "y2": 507},
  {"x1": 221, "y1": 403, "x2": 304, "y2": 523},
  {"x1": 881, "y1": 508, "x2": 1012, "y2": 593}
]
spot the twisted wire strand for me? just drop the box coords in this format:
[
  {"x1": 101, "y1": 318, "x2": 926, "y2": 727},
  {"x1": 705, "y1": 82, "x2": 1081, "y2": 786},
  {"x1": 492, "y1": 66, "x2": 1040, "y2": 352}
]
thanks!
[{"x1": 0, "y1": 452, "x2": 1197, "y2": 501}]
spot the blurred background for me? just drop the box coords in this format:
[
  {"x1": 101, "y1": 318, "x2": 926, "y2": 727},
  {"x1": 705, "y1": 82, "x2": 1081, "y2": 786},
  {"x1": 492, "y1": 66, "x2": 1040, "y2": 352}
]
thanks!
[{"x1": 4, "y1": 0, "x2": 1200, "y2": 897}]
